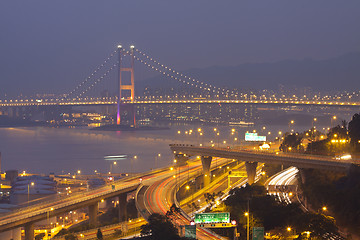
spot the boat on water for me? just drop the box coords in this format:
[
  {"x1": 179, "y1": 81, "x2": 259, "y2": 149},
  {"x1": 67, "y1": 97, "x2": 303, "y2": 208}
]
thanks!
[{"x1": 229, "y1": 121, "x2": 254, "y2": 126}]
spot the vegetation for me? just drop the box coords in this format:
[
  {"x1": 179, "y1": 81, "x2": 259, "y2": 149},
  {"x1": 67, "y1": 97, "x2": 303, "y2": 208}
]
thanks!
[
  {"x1": 64, "y1": 234, "x2": 78, "y2": 240},
  {"x1": 96, "y1": 228, "x2": 103, "y2": 240},
  {"x1": 224, "y1": 184, "x2": 339, "y2": 238},
  {"x1": 300, "y1": 167, "x2": 360, "y2": 235},
  {"x1": 280, "y1": 133, "x2": 304, "y2": 152},
  {"x1": 348, "y1": 113, "x2": 360, "y2": 151},
  {"x1": 140, "y1": 213, "x2": 194, "y2": 240},
  {"x1": 280, "y1": 112, "x2": 360, "y2": 155},
  {"x1": 277, "y1": 113, "x2": 360, "y2": 236}
]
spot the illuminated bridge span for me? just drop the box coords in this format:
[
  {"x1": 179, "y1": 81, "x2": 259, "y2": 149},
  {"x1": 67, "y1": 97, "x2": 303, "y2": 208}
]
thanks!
[
  {"x1": 170, "y1": 144, "x2": 359, "y2": 184},
  {"x1": 1, "y1": 98, "x2": 360, "y2": 108},
  {"x1": 1, "y1": 45, "x2": 360, "y2": 112}
]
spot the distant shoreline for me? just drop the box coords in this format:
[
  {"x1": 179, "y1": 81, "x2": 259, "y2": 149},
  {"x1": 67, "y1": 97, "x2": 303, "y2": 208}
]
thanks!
[{"x1": 90, "y1": 124, "x2": 169, "y2": 131}]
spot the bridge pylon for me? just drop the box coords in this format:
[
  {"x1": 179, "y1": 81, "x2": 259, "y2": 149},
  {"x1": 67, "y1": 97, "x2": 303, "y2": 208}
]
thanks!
[{"x1": 117, "y1": 45, "x2": 136, "y2": 126}]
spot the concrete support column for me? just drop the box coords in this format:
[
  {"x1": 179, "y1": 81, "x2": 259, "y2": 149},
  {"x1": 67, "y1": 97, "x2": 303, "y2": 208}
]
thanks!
[
  {"x1": 118, "y1": 193, "x2": 127, "y2": 222},
  {"x1": 298, "y1": 168, "x2": 306, "y2": 185},
  {"x1": 89, "y1": 203, "x2": 99, "y2": 227},
  {"x1": 24, "y1": 222, "x2": 34, "y2": 240},
  {"x1": 245, "y1": 161, "x2": 258, "y2": 185},
  {"x1": 201, "y1": 156, "x2": 212, "y2": 187}
]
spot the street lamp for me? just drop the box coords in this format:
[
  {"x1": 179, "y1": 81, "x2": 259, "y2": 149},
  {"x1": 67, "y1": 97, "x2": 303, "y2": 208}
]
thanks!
[
  {"x1": 244, "y1": 212, "x2": 249, "y2": 240},
  {"x1": 155, "y1": 153, "x2": 161, "y2": 170},
  {"x1": 289, "y1": 120, "x2": 294, "y2": 132},
  {"x1": 28, "y1": 182, "x2": 34, "y2": 206},
  {"x1": 131, "y1": 155, "x2": 137, "y2": 174}
]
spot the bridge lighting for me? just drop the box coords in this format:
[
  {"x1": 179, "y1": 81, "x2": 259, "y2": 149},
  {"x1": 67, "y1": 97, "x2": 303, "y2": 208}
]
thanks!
[
  {"x1": 117, "y1": 45, "x2": 122, "y2": 48},
  {"x1": 322, "y1": 206, "x2": 327, "y2": 211},
  {"x1": 130, "y1": 45, "x2": 135, "y2": 49},
  {"x1": 287, "y1": 227, "x2": 291, "y2": 232},
  {"x1": 244, "y1": 212, "x2": 249, "y2": 217}
]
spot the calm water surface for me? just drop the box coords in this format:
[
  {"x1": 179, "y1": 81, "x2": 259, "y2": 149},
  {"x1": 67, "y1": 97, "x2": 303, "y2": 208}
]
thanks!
[{"x1": 0, "y1": 123, "x2": 322, "y2": 175}]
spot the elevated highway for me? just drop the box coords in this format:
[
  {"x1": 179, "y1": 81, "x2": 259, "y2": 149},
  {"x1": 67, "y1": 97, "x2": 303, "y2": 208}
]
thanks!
[
  {"x1": 170, "y1": 144, "x2": 359, "y2": 184},
  {"x1": 0, "y1": 166, "x2": 187, "y2": 239}
]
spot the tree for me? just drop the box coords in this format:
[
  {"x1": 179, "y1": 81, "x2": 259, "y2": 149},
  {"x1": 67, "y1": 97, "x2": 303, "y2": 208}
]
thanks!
[
  {"x1": 65, "y1": 234, "x2": 78, "y2": 240},
  {"x1": 280, "y1": 133, "x2": 303, "y2": 152},
  {"x1": 96, "y1": 228, "x2": 103, "y2": 240},
  {"x1": 348, "y1": 113, "x2": 360, "y2": 152},
  {"x1": 141, "y1": 213, "x2": 180, "y2": 240}
]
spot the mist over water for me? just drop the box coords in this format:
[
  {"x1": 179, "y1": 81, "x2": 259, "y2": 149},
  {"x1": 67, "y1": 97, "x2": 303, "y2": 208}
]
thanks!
[{"x1": 0, "y1": 122, "x2": 334, "y2": 175}]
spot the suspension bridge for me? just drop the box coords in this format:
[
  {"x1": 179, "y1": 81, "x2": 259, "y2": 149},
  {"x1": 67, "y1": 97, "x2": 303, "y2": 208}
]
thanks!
[{"x1": 1, "y1": 45, "x2": 360, "y2": 123}]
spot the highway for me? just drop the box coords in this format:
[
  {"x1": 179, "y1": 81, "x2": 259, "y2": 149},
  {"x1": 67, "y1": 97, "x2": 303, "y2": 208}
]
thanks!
[
  {"x1": 170, "y1": 144, "x2": 359, "y2": 172},
  {"x1": 0, "y1": 163, "x2": 199, "y2": 233},
  {"x1": 137, "y1": 157, "x2": 265, "y2": 239},
  {"x1": 265, "y1": 167, "x2": 345, "y2": 240},
  {"x1": 139, "y1": 157, "x2": 232, "y2": 240}
]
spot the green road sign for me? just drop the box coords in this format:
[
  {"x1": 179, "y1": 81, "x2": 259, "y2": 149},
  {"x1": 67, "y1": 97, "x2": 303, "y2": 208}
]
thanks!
[
  {"x1": 185, "y1": 225, "x2": 196, "y2": 238},
  {"x1": 252, "y1": 227, "x2": 264, "y2": 240},
  {"x1": 194, "y1": 212, "x2": 230, "y2": 224}
]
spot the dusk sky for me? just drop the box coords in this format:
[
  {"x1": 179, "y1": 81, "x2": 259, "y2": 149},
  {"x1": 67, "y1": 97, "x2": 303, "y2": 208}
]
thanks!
[{"x1": 1, "y1": 1, "x2": 360, "y2": 97}]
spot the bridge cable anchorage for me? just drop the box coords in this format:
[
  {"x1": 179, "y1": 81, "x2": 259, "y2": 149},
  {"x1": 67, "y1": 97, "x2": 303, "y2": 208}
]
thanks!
[
  {"x1": 64, "y1": 49, "x2": 117, "y2": 99},
  {"x1": 134, "y1": 48, "x2": 239, "y2": 97},
  {"x1": 76, "y1": 64, "x2": 117, "y2": 98}
]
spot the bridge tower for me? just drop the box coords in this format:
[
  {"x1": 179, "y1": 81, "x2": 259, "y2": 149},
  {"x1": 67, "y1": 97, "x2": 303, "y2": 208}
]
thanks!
[{"x1": 117, "y1": 45, "x2": 136, "y2": 126}]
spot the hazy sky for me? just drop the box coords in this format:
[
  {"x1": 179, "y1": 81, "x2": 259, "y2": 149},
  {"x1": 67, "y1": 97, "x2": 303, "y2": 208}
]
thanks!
[{"x1": 1, "y1": 1, "x2": 360, "y2": 97}]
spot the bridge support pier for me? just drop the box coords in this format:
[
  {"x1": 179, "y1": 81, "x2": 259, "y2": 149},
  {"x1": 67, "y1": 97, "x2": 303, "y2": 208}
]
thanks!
[
  {"x1": 245, "y1": 161, "x2": 258, "y2": 185},
  {"x1": 24, "y1": 222, "x2": 34, "y2": 240},
  {"x1": 89, "y1": 203, "x2": 99, "y2": 227},
  {"x1": 118, "y1": 193, "x2": 128, "y2": 222},
  {"x1": 201, "y1": 156, "x2": 212, "y2": 187}
]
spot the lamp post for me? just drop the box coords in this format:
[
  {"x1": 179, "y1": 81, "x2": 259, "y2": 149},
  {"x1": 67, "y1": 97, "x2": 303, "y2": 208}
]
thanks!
[
  {"x1": 331, "y1": 115, "x2": 337, "y2": 128},
  {"x1": 244, "y1": 212, "x2": 249, "y2": 240},
  {"x1": 132, "y1": 155, "x2": 137, "y2": 174},
  {"x1": 289, "y1": 120, "x2": 294, "y2": 133},
  {"x1": 27, "y1": 182, "x2": 34, "y2": 206},
  {"x1": 155, "y1": 153, "x2": 161, "y2": 170}
]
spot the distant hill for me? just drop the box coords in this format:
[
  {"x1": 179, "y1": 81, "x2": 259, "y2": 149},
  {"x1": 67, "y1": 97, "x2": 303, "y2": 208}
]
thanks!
[{"x1": 137, "y1": 52, "x2": 360, "y2": 92}]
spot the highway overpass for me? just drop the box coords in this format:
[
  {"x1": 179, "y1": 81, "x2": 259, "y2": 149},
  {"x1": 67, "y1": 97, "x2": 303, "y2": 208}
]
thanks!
[{"x1": 170, "y1": 144, "x2": 359, "y2": 184}]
